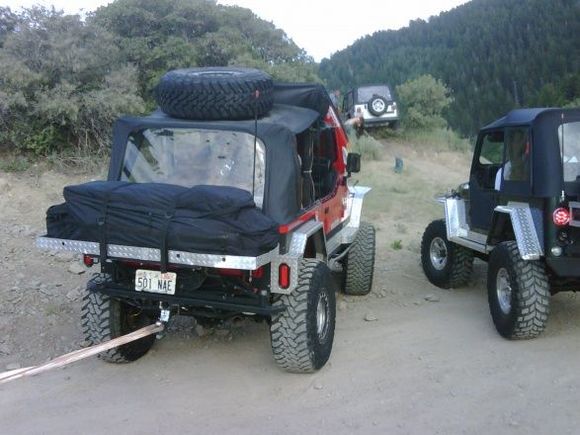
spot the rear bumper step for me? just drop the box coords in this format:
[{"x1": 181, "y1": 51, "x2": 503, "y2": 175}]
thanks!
[{"x1": 36, "y1": 236, "x2": 278, "y2": 270}]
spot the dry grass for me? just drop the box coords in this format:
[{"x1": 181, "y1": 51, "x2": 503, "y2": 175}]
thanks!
[
  {"x1": 351, "y1": 137, "x2": 472, "y2": 254},
  {"x1": 347, "y1": 132, "x2": 384, "y2": 160}
]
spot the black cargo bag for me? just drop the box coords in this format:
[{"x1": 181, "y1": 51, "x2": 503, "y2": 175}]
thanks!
[{"x1": 46, "y1": 181, "x2": 280, "y2": 258}]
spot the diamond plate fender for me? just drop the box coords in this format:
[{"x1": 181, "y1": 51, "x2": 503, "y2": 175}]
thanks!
[
  {"x1": 494, "y1": 202, "x2": 544, "y2": 260},
  {"x1": 270, "y1": 220, "x2": 323, "y2": 295},
  {"x1": 332, "y1": 185, "x2": 372, "y2": 250}
]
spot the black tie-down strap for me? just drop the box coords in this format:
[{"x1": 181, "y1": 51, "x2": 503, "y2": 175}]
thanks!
[
  {"x1": 160, "y1": 202, "x2": 176, "y2": 274},
  {"x1": 98, "y1": 184, "x2": 129, "y2": 272}
]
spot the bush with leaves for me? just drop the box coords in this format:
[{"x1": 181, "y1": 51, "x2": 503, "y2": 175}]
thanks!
[
  {"x1": 396, "y1": 75, "x2": 453, "y2": 131},
  {"x1": 0, "y1": 1, "x2": 321, "y2": 156},
  {"x1": 90, "y1": 0, "x2": 318, "y2": 95},
  {"x1": 0, "y1": 7, "x2": 145, "y2": 154}
]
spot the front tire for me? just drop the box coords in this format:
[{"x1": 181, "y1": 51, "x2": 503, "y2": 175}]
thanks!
[
  {"x1": 421, "y1": 219, "x2": 473, "y2": 288},
  {"x1": 270, "y1": 260, "x2": 336, "y2": 373},
  {"x1": 487, "y1": 241, "x2": 550, "y2": 339},
  {"x1": 81, "y1": 273, "x2": 156, "y2": 363}
]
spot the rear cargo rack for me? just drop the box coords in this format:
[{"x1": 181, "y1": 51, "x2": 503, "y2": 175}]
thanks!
[{"x1": 36, "y1": 237, "x2": 278, "y2": 270}]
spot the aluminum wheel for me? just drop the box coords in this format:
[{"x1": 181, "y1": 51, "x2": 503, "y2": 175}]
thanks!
[
  {"x1": 496, "y1": 267, "x2": 512, "y2": 315},
  {"x1": 371, "y1": 99, "x2": 386, "y2": 112},
  {"x1": 429, "y1": 237, "x2": 448, "y2": 271},
  {"x1": 316, "y1": 293, "x2": 330, "y2": 341}
]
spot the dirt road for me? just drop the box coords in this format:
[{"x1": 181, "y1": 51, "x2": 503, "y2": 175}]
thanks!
[{"x1": 2, "y1": 143, "x2": 580, "y2": 434}]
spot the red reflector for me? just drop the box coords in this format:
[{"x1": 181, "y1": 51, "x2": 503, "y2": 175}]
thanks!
[
  {"x1": 553, "y1": 207, "x2": 571, "y2": 227},
  {"x1": 83, "y1": 255, "x2": 94, "y2": 267},
  {"x1": 252, "y1": 266, "x2": 265, "y2": 279},
  {"x1": 279, "y1": 264, "x2": 290, "y2": 289}
]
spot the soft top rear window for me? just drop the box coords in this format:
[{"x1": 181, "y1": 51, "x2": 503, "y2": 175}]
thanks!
[
  {"x1": 121, "y1": 128, "x2": 266, "y2": 207},
  {"x1": 356, "y1": 85, "x2": 392, "y2": 102}
]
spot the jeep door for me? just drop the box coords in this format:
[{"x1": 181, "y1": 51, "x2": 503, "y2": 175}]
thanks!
[{"x1": 469, "y1": 130, "x2": 504, "y2": 231}]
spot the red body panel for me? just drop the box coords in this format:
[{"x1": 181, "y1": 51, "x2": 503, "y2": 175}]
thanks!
[{"x1": 279, "y1": 106, "x2": 350, "y2": 235}]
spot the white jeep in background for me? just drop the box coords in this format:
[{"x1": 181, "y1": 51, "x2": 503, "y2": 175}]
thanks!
[{"x1": 342, "y1": 84, "x2": 399, "y2": 129}]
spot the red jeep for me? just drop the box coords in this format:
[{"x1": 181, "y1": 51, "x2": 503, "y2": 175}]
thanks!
[{"x1": 38, "y1": 68, "x2": 376, "y2": 373}]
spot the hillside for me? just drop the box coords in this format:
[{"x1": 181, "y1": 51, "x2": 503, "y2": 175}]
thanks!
[{"x1": 319, "y1": 0, "x2": 580, "y2": 135}]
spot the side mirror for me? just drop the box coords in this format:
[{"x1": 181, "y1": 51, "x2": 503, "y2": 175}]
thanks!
[{"x1": 347, "y1": 153, "x2": 361, "y2": 175}]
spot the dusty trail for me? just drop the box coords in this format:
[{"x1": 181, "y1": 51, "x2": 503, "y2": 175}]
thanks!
[{"x1": 1, "y1": 143, "x2": 580, "y2": 434}]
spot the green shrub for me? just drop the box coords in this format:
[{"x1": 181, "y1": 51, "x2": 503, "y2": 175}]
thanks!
[
  {"x1": 396, "y1": 75, "x2": 453, "y2": 131},
  {"x1": 0, "y1": 8, "x2": 146, "y2": 155},
  {"x1": 0, "y1": 155, "x2": 30, "y2": 172}
]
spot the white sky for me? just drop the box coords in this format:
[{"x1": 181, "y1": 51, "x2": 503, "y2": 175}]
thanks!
[{"x1": 3, "y1": 0, "x2": 470, "y2": 61}]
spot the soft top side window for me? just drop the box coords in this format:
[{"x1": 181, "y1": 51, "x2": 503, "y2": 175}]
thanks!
[
  {"x1": 479, "y1": 131, "x2": 504, "y2": 165},
  {"x1": 504, "y1": 127, "x2": 530, "y2": 182}
]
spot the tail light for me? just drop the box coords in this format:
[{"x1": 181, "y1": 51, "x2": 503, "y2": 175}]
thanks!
[
  {"x1": 553, "y1": 207, "x2": 571, "y2": 227},
  {"x1": 279, "y1": 263, "x2": 290, "y2": 289},
  {"x1": 83, "y1": 255, "x2": 94, "y2": 267}
]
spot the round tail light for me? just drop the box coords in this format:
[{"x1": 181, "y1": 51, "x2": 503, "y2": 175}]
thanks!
[
  {"x1": 553, "y1": 207, "x2": 571, "y2": 227},
  {"x1": 83, "y1": 254, "x2": 94, "y2": 267}
]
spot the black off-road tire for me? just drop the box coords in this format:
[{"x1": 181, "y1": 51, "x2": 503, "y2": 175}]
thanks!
[
  {"x1": 344, "y1": 222, "x2": 376, "y2": 295},
  {"x1": 421, "y1": 219, "x2": 474, "y2": 288},
  {"x1": 487, "y1": 241, "x2": 550, "y2": 339},
  {"x1": 81, "y1": 273, "x2": 156, "y2": 363},
  {"x1": 367, "y1": 95, "x2": 388, "y2": 116},
  {"x1": 270, "y1": 259, "x2": 337, "y2": 373},
  {"x1": 155, "y1": 67, "x2": 274, "y2": 120}
]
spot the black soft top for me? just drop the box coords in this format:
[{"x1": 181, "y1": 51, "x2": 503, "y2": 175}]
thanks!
[
  {"x1": 108, "y1": 83, "x2": 334, "y2": 224},
  {"x1": 482, "y1": 108, "x2": 561, "y2": 130},
  {"x1": 480, "y1": 108, "x2": 580, "y2": 197}
]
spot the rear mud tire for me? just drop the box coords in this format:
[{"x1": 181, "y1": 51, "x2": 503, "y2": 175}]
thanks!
[
  {"x1": 343, "y1": 222, "x2": 376, "y2": 295},
  {"x1": 421, "y1": 219, "x2": 474, "y2": 288},
  {"x1": 81, "y1": 273, "x2": 156, "y2": 363},
  {"x1": 487, "y1": 241, "x2": 550, "y2": 339},
  {"x1": 270, "y1": 260, "x2": 336, "y2": 373},
  {"x1": 155, "y1": 67, "x2": 274, "y2": 120}
]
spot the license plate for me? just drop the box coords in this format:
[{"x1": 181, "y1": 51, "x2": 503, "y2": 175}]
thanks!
[{"x1": 135, "y1": 269, "x2": 176, "y2": 295}]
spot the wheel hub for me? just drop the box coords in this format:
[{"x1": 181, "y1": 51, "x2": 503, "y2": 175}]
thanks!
[
  {"x1": 371, "y1": 99, "x2": 386, "y2": 112},
  {"x1": 496, "y1": 267, "x2": 512, "y2": 314},
  {"x1": 316, "y1": 293, "x2": 330, "y2": 341},
  {"x1": 429, "y1": 237, "x2": 448, "y2": 271}
]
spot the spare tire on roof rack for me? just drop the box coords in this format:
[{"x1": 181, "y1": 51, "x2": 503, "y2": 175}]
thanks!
[{"x1": 154, "y1": 67, "x2": 274, "y2": 121}]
